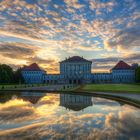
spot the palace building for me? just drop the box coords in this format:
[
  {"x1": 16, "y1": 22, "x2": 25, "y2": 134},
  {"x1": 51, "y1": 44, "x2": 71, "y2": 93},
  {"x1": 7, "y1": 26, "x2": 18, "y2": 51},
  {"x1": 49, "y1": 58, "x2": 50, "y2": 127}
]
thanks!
[
  {"x1": 60, "y1": 56, "x2": 92, "y2": 84},
  {"x1": 22, "y1": 63, "x2": 46, "y2": 84},
  {"x1": 22, "y1": 56, "x2": 137, "y2": 84},
  {"x1": 111, "y1": 61, "x2": 135, "y2": 83}
]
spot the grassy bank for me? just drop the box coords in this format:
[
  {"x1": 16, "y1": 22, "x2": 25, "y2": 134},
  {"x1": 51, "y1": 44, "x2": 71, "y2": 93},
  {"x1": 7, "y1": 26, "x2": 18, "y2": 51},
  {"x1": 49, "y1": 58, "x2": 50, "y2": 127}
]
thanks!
[
  {"x1": 78, "y1": 84, "x2": 140, "y2": 93},
  {"x1": 0, "y1": 83, "x2": 48, "y2": 90}
]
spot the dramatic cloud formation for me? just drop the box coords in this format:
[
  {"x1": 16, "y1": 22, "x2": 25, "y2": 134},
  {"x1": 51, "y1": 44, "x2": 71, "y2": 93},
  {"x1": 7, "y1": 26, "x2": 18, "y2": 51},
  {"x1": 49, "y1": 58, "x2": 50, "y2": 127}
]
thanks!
[
  {"x1": 91, "y1": 52, "x2": 140, "y2": 72},
  {"x1": 0, "y1": 0, "x2": 140, "y2": 73}
]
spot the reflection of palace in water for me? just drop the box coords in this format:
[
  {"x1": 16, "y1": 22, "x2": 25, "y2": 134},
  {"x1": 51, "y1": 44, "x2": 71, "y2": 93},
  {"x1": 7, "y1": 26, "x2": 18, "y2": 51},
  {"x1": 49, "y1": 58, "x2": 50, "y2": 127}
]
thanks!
[
  {"x1": 21, "y1": 92, "x2": 45, "y2": 104},
  {"x1": 60, "y1": 94, "x2": 93, "y2": 111},
  {"x1": 0, "y1": 92, "x2": 125, "y2": 108}
]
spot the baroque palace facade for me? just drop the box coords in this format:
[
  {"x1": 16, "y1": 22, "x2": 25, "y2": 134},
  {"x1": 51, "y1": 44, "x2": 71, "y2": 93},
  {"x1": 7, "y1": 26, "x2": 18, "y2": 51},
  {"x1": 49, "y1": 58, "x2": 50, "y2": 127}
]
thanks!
[{"x1": 22, "y1": 56, "x2": 137, "y2": 84}]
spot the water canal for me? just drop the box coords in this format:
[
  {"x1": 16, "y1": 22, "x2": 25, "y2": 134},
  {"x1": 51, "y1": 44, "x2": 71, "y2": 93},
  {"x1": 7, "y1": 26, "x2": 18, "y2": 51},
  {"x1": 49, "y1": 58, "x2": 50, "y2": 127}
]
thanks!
[{"x1": 0, "y1": 92, "x2": 140, "y2": 140}]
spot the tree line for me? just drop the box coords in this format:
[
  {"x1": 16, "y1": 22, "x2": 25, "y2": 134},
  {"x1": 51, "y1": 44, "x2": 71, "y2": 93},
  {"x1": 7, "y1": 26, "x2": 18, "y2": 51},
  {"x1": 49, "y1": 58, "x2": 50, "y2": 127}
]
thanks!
[
  {"x1": 136, "y1": 66, "x2": 140, "y2": 83},
  {"x1": 0, "y1": 64, "x2": 24, "y2": 84}
]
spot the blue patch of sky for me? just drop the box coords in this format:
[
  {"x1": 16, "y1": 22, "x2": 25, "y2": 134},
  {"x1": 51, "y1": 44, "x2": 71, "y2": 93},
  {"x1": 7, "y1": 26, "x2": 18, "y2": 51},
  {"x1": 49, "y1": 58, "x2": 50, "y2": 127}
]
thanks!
[
  {"x1": 1, "y1": 9, "x2": 31, "y2": 26},
  {"x1": 47, "y1": 0, "x2": 66, "y2": 12},
  {"x1": 25, "y1": 0, "x2": 37, "y2": 4},
  {"x1": 76, "y1": 50, "x2": 104, "y2": 59}
]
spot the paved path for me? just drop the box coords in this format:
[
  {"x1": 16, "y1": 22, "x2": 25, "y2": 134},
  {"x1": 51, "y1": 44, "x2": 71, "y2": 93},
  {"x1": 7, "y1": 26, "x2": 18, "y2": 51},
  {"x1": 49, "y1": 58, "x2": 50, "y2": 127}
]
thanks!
[
  {"x1": 15, "y1": 85, "x2": 64, "y2": 91},
  {"x1": 13, "y1": 85, "x2": 76, "y2": 91}
]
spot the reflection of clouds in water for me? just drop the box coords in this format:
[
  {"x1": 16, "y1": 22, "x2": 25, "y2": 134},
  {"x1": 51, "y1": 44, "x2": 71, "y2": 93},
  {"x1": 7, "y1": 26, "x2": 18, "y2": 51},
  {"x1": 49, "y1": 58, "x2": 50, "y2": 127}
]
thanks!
[
  {"x1": 0, "y1": 95, "x2": 61, "y2": 125},
  {"x1": 37, "y1": 94, "x2": 59, "y2": 106},
  {"x1": 0, "y1": 112, "x2": 105, "y2": 140},
  {"x1": 104, "y1": 106, "x2": 140, "y2": 139},
  {"x1": 105, "y1": 112, "x2": 117, "y2": 128},
  {"x1": 118, "y1": 108, "x2": 140, "y2": 137},
  {"x1": 93, "y1": 97, "x2": 121, "y2": 106},
  {"x1": 0, "y1": 94, "x2": 140, "y2": 139},
  {"x1": 36, "y1": 94, "x2": 60, "y2": 116},
  {"x1": 0, "y1": 98, "x2": 38, "y2": 124}
]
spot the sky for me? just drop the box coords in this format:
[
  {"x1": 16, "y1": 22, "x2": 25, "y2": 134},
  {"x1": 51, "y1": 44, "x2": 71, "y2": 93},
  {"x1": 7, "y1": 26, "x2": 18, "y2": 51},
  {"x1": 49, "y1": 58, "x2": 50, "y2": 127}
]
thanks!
[{"x1": 0, "y1": 0, "x2": 140, "y2": 73}]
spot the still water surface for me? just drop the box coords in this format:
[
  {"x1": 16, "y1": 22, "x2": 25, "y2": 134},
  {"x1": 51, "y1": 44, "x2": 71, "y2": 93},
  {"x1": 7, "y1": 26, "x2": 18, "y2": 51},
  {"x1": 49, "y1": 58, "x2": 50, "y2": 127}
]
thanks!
[{"x1": 0, "y1": 92, "x2": 140, "y2": 140}]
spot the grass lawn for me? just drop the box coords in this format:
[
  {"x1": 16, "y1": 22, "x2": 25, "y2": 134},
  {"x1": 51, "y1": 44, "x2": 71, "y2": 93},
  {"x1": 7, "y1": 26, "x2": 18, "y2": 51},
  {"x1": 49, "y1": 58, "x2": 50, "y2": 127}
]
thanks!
[
  {"x1": 79, "y1": 84, "x2": 140, "y2": 93},
  {"x1": 0, "y1": 83, "x2": 48, "y2": 90}
]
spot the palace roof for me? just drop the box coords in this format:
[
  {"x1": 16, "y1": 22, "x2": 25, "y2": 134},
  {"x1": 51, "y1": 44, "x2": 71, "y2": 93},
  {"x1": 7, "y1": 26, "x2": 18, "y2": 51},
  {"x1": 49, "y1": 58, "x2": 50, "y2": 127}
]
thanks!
[
  {"x1": 62, "y1": 105, "x2": 91, "y2": 111},
  {"x1": 22, "y1": 63, "x2": 42, "y2": 71},
  {"x1": 112, "y1": 61, "x2": 132, "y2": 70},
  {"x1": 60, "y1": 56, "x2": 92, "y2": 63},
  {"x1": 22, "y1": 96, "x2": 43, "y2": 104}
]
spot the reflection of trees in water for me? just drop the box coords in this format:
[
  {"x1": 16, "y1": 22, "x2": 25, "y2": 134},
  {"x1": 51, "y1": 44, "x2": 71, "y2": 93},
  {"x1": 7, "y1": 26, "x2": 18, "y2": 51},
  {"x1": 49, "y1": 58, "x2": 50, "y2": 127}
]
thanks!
[
  {"x1": 0, "y1": 90, "x2": 127, "y2": 107},
  {"x1": 60, "y1": 94, "x2": 93, "y2": 111},
  {"x1": 0, "y1": 92, "x2": 20, "y2": 103},
  {"x1": 0, "y1": 92, "x2": 46, "y2": 104}
]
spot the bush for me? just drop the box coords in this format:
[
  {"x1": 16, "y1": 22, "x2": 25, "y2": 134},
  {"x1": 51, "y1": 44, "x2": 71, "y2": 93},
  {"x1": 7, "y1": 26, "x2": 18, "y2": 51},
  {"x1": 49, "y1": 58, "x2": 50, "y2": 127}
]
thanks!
[
  {"x1": 136, "y1": 66, "x2": 140, "y2": 82},
  {"x1": 1, "y1": 86, "x2": 4, "y2": 90}
]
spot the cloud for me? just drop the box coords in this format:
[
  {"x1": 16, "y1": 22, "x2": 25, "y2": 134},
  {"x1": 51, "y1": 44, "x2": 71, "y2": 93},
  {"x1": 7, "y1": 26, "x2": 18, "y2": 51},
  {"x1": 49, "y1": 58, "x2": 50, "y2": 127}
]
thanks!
[
  {"x1": 64, "y1": 0, "x2": 85, "y2": 9},
  {"x1": 0, "y1": 42, "x2": 59, "y2": 73},
  {"x1": 89, "y1": 0, "x2": 117, "y2": 14},
  {"x1": 91, "y1": 52, "x2": 140, "y2": 72},
  {"x1": 0, "y1": 30, "x2": 47, "y2": 43},
  {"x1": 0, "y1": 42, "x2": 36, "y2": 59},
  {"x1": 104, "y1": 26, "x2": 140, "y2": 52},
  {"x1": 0, "y1": 0, "x2": 140, "y2": 73}
]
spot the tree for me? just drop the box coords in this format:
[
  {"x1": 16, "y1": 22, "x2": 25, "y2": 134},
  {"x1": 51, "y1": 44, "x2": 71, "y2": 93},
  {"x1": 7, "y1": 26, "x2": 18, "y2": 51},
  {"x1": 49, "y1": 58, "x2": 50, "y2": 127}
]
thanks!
[
  {"x1": 0, "y1": 64, "x2": 14, "y2": 84},
  {"x1": 136, "y1": 66, "x2": 140, "y2": 83},
  {"x1": 13, "y1": 68, "x2": 24, "y2": 84}
]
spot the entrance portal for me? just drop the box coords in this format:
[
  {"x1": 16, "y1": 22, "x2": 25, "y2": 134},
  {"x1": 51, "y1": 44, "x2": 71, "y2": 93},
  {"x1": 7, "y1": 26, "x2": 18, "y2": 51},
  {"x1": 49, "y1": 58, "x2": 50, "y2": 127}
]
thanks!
[
  {"x1": 69, "y1": 79, "x2": 82, "y2": 84},
  {"x1": 78, "y1": 79, "x2": 81, "y2": 84},
  {"x1": 74, "y1": 79, "x2": 77, "y2": 84},
  {"x1": 69, "y1": 80, "x2": 72, "y2": 84}
]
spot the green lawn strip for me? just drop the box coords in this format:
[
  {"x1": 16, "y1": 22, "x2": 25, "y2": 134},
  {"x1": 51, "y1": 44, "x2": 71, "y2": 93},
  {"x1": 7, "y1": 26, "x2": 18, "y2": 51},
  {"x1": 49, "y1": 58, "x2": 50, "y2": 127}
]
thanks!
[
  {"x1": 0, "y1": 83, "x2": 48, "y2": 90},
  {"x1": 78, "y1": 84, "x2": 140, "y2": 93}
]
